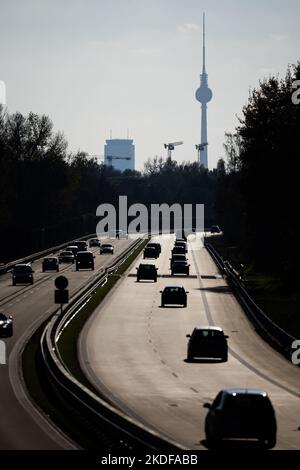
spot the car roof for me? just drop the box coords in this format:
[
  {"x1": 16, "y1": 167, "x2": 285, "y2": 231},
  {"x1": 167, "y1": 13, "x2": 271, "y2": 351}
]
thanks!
[
  {"x1": 221, "y1": 388, "x2": 268, "y2": 397},
  {"x1": 164, "y1": 285, "x2": 184, "y2": 289},
  {"x1": 194, "y1": 326, "x2": 223, "y2": 332}
]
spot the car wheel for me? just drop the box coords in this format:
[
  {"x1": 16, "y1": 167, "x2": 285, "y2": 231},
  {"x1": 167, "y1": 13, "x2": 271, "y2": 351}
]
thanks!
[
  {"x1": 57, "y1": 268, "x2": 59, "y2": 272},
  {"x1": 161, "y1": 303, "x2": 165, "y2": 307},
  {"x1": 259, "y1": 435, "x2": 276, "y2": 449},
  {"x1": 30, "y1": 280, "x2": 34, "y2": 285},
  {"x1": 76, "y1": 267, "x2": 79, "y2": 271},
  {"x1": 221, "y1": 352, "x2": 228, "y2": 362},
  {"x1": 154, "y1": 277, "x2": 157, "y2": 282},
  {"x1": 187, "y1": 354, "x2": 193, "y2": 362},
  {"x1": 42, "y1": 269, "x2": 45, "y2": 272},
  {"x1": 183, "y1": 301, "x2": 187, "y2": 308},
  {"x1": 9, "y1": 327, "x2": 13, "y2": 337},
  {"x1": 12, "y1": 280, "x2": 16, "y2": 286}
]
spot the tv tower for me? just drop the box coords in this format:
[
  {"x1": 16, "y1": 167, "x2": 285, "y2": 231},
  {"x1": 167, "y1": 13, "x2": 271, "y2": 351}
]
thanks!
[{"x1": 195, "y1": 13, "x2": 213, "y2": 168}]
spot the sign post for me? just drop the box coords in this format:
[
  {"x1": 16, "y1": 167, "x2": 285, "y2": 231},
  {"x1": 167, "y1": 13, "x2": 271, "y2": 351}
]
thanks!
[{"x1": 54, "y1": 275, "x2": 69, "y2": 314}]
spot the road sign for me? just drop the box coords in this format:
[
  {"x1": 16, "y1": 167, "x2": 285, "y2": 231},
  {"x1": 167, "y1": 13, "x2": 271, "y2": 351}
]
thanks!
[
  {"x1": 55, "y1": 289, "x2": 69, "y2": 304},
  {"x1": 55, "y1": 275, "x2": 68, "y2": 290}
]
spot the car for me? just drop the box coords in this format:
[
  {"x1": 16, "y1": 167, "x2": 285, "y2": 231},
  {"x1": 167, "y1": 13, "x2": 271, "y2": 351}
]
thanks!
[
  {"x1": 42, "y1": 257, "x2": 59, "y2": 272},
  {"x1": 203, "y1": 389, "x2": 277, "y2": 448},
  {"x1": 76, "y1": 251, "x2": 95, "y2": 270},
  {"x1": 11, "y1": 263, "x2": 34, "y2": 285},
  {"x1": 160, "y1": 285, "x2": 188, "y2": 307},
  {"x1": 100, "y1": 244, "x2": 114, "y2": 254},
  {"x1": 58, "y1": 250, "x2": 75, "y2": 264},
  {"x1": 171, "y1": 246, "x2": 186, "y2": 256},
  {"x1": 146, "y1": 242, "x2": 161, "y2": 256},
  {"x1": 73, "y1": 240, "x2": 88, "y2": 251},
  {"x1": 170, "y1": 253, "x2": 187, "y2": 267},
  {"x1": 175, "y1": 231, "x2": 187, "y2": 241},
  {"x1": 210, "y1": 225, "x2": 221, "y2": 234},
  {"x1": 89, "y1": 238, "x2": 101, "y2": 248},
  {"x1": 0, "y1": 312, "x2": 13, "y2": 337},
  {"x1": 186, "y1": 326, "x2": 228, "y2": 362},
  {"x1": 174, "y1": 241, "x2": 188, "y2": 253},
  {"x1": 66, "y1": 245, "x2": 80, "y2": 256},
  {"x1": 171, "y1": 260, "x2": 190, "y2": 276},
  {"x1": 143, "y1": 246, "x2": 158, "y2": 259},
  {"x1": 136, "y1": 264, "x2": 158, "y2": 282}
]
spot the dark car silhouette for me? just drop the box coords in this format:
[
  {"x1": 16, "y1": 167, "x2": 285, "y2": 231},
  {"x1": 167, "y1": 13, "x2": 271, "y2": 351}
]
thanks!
[
  {"x1": 11, "y1": 263, "x2": 34, "y2": 285},
  {"x1": 76, "y1": 251, "x2": 95, "y2": 271},
  {"x1": 186, "y1": 326, "x2": 228, "y2": 362},
  {"x1": 0, "y1": 313, "x2": 13, "y2": 337},
  {"x1": 203, "y1": 388, "x2": 277, "y2": 448},
  {"x1": 42, "y1": 257, "x2": 59, "y2": 272},
  {"x1": 100, "y1": 244, "x2": 114, "y2": 254},
  {"x1": 143, "y1": 246, "x2": 158, "y2": 259},
  {"x1": 174, "y1": 241, "x2": 188, "y2": 252},
  {"x1": 58, "y1": 250, "x2": 75, "y2": 264},
  {"x1": 146, "y1": 243, "x2": 161, "y2": 257},
  {"x1": 136, "y1": 264, "x2": 158, "y2": 282},
  {"x1": 171, "y1": 260, "x2": 190, "y2": 276},
  {"x1": 160, "y1": 285, "x2": 188, "y2": 307},
  {"x1": 89, "y1": 238, "x2": 101, "y2": 247}
]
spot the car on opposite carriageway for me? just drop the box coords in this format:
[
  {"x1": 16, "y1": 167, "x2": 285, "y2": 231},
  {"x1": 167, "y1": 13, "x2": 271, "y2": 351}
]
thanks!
[{"x1": 0, "y1": 312, "x2": 13, "y2": 337}]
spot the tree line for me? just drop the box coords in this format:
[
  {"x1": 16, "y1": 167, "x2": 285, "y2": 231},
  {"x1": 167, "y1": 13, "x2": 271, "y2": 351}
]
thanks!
[
  {"x1": 0, "y1": 106, "x2": 220, "y2": 262},
  {"x1": 215, "y1": 62, "x2": 300, "y2": 288}
]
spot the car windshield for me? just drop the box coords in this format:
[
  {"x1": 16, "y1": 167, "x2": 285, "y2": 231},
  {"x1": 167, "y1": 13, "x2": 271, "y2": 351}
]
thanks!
[
  {"x1": 14, "y1": 265, "x2": 31, "y2": 273},
  {"x1": 102, "y1": 244, "x2": 112, "y2": 248},
  {"x1": 61, "y1": 251, "x2": 72, "y2": 256},
  {"x1": 194, "y1": 329, "x2": 223, "y2": 339},
  {"x1": 45, "y1": 258, "x2": 56, "y2": 262},
  {"x1": 165, "y1": 287, "x2": 183, "y2": 293},
  {"x1": 140, "y1": 265, "x2": 154, "y2": 270}
]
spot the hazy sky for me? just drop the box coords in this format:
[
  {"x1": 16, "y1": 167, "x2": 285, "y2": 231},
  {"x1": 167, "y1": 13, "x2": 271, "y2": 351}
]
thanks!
[{"x1": 0, "y1": 0, "x2": 299, "y2": 170}]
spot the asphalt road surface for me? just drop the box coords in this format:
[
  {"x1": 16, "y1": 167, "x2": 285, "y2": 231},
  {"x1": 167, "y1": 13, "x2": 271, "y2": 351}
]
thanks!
[
  {"x1": 0, "y1": 237, "x2": 132, "y2": 449},
  {"x1": 80, "y1": 234, "x2": 300, "y2": 450}
]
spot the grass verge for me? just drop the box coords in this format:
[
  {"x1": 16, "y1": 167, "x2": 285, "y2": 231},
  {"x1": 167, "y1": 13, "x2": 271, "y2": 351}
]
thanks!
[
  {"x1": 22, "y1": 237, "x2": 149, "y2": 447},
  {"x1": 208, "y1": 235, "x2": 300, "y2": 338}
]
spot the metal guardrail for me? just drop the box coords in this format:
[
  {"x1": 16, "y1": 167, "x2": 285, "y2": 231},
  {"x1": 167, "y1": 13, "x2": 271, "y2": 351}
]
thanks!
[
  {"x1": 38, "y1": 236, "x2": 182, "y2": 451},
  {"x1": 204, "y1": 241, "x2": 297, "y2": 361},
  {"x1": 0, "y1": 233, "x2": 96, "y2": 275}
]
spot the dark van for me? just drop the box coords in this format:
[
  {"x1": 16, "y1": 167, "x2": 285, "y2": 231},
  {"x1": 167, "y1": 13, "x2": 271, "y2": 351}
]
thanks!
[{"x1": 76, "y1": 251, "x2": 95, "y2": 271}]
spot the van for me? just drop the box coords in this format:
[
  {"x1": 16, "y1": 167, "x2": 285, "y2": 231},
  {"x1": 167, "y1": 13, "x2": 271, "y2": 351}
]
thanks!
[{"x1": 76, "y1": 251, "x2": 95, "y2": 271}]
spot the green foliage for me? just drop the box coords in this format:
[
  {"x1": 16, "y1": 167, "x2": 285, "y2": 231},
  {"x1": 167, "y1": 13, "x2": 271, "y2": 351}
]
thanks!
[{"x1": 216, "y1": 62, "x2": 300, "y2": 287}]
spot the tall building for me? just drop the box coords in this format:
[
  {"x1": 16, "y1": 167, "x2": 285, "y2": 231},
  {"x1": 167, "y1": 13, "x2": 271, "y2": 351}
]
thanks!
[
  {"x1": 195, "y1": 13, "x2": 213, "y2": 169},
  {"x1": 104, "y1": 139, "x2": 135, "y2": 172}
]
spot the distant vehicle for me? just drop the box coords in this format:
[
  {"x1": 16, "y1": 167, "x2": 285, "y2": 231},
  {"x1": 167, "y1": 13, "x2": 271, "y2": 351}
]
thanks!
[
  {"x1": 73, "y1": 240, "x2": 88, "y2": 251},
  {"x1": 0, "y1": 312, "x2": 13, "y2": 337},
  {"x1": 146, "y1": 243, "x2": 161, "y2": 257},
  {"x1": 171, "y1": 246, "x2": 186, "y2": 256},
  {"x1": 76, "y1": 251, "x2": 95, "y2": 271},
  {"x1": 100, "y1": 244, "x2": 114, "y2": 254},
  {"x1": 89, "y1": 238, "x2": 101, "y2": 248},
  {"x1": 175, "y1": 231, "x2": 187, "y2": 241},
  {"x1": 171, "y1": 260, "x2": 190, "y2": 276},
  {"x1": 42, "y1": 257, "x2": 59, "y2": 272},
  {"x1": 136, "y1": 264, "x2": 158, "y2": 282},
  {"x1": 143, "y1": 246, "x2": 158, "y2": 259},
  {"x1": 160, "y1": 285, "x2": 188, "y2": 307},
  {"x1": 58, "y1": 251, "x2": 75, "y2": 264},
  {"x1": 203, "y1": 389, "x2": 277, "y2": 448},
  {"x1": 109, "y1": 229, "x2": 127, "y2": 239},
  {"x1": 186, "y1": 326, "x2": 228, "y2": 362},
  {"x1": 11, "y1": 263, "x2": 34, "y2": 286},
  {"x1": 174, "y1": 241, "x2": 188, "y2": 252},
  {"x1": 66, "y1": 245, "x2": 80, "y2": 256},
  {"x1": 210, "y1": 225, "x2": 221, "y2": 234}
]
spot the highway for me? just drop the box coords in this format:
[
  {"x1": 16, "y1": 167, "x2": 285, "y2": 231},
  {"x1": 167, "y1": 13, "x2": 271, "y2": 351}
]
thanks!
[
  {"x1": 80, "y1": 234, "x2": 300, "y2": 450},
  {"x1": 0, "y1": 237, "x2": 132, "y2": 449}
]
